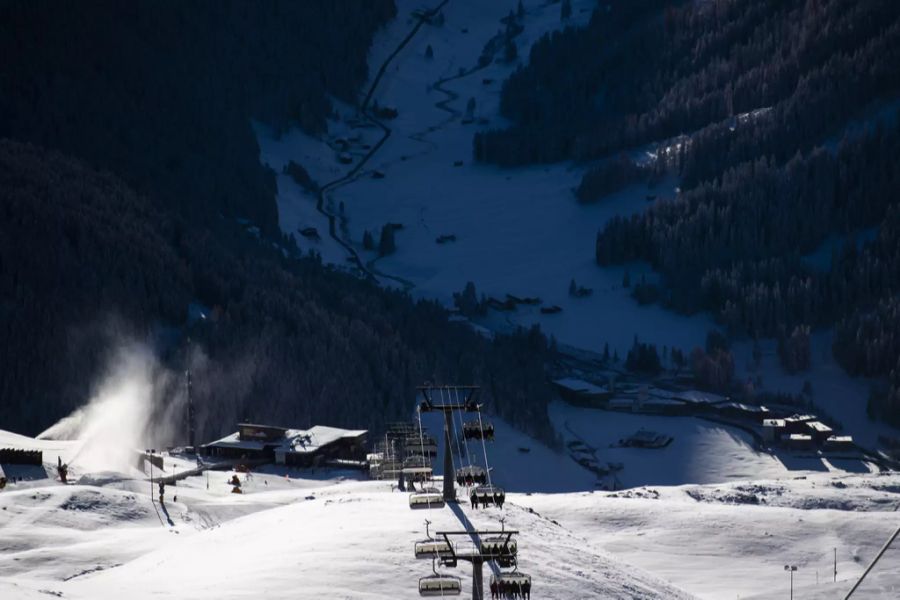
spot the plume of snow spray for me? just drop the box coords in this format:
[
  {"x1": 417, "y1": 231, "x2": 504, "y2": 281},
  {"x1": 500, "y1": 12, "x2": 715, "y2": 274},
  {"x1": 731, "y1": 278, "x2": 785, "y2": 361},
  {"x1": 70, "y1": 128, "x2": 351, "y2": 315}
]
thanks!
[{"x1": 38, "y1": 342, "x2": 182, "y2": 474}]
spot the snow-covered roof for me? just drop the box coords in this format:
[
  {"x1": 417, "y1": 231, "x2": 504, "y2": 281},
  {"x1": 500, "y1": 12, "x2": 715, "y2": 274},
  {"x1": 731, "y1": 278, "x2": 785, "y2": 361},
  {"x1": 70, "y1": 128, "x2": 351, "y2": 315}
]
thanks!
[
  {"x1": 204, "y1": 425, "x2": 366, "y2": 455},
  {"x1": 784, "y1": 414, "x2": 816, "y2": 423},
  {"x1": 608, "y1": 398, "x2": 634, "y2": 409},
  {"x1": 806, "y1": 421, "x2": 833, "y2": 434},
  {"x1": 762, "y1": 419, "x2": 786, "y2": 427},
  {"x1": 718, "y1": 402, "x2": 769, "y2": 413},
  {"x1": 552, "y1": 377, "x2": 608, "y2": 395},
  {"x1": 641, "y1": 398, "x2": 683, "y2": 407}
]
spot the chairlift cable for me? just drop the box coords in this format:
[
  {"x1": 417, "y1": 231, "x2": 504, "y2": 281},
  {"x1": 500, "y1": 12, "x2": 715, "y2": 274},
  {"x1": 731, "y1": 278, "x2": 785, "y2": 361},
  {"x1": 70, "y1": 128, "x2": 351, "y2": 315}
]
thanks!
[
  {"x1": 477, "y1": 406, "x2": 493, "y2": 488},
  {"x1": 416, "y1": 404, "x2": 436, "y2": 512},
  {"x1": 446, "y1": 387, "x2": 465, "y2": 468},
  {"x1": 439, "y1": 387, "x2": 458, "y2": 480},
  {"x1": 454, "y1": 387, "x2": 474, "y2": 471}
]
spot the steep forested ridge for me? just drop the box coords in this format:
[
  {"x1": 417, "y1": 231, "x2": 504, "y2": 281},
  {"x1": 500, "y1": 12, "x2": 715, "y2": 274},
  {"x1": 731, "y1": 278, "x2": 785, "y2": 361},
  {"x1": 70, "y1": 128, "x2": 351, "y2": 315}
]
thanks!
[
  {"x1": 480, "y1": 0, "x2": 900, "y2": 421},
  {"x1": 0, "y1": 2, "x2": 559, "y2": 443},
  {"x1": 0, "y1": 0, "x2": 396, "y2": 233},
  {"x1": 0, "y1": 140, "x2": 555, "y2": 443}
]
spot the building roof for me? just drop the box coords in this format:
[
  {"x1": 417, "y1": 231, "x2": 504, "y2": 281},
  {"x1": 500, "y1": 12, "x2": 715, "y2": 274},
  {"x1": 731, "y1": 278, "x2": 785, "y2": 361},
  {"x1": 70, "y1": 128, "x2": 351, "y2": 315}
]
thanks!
[
  {"x1": 718, "y1": 402, "x2": 769, "y2": 413},
  {"x1": 608, "y1": 398, "x2": 634, "y2": 408},
  {"x1": 763, "y1": 419, "x2": 786, "y2": 427},
  {"x1": 826, "y1": 435, "x2": 854, "y2": 443},
  {"x1": 784, "y1": 414, "x2": 816, "y2": 423},
  {"x1": 204, "y1": 425, "x2": 366, "y2": 455},
  {"x1": 552, "y1": 377, "x2": 609, "y2": 395},
  {"x1": 237, "y1": 423, "x2": 288, "y2": 432},
  {"x1": 806, "y1": 421, "x2": 833, "y2": 433},
  {"x1": 788, "y1": 434, "x2": 813, "y2": 441}
]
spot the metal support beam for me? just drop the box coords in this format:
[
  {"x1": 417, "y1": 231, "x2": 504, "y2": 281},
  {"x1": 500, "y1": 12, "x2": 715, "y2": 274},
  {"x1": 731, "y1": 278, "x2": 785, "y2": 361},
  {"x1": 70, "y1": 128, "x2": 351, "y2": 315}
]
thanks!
[
  {"x1": 443, "y1": 411, "x2": 456, "y2": 501},
  {"x1": 472, "y1": 558, "x2": 483, "y2": 600}
]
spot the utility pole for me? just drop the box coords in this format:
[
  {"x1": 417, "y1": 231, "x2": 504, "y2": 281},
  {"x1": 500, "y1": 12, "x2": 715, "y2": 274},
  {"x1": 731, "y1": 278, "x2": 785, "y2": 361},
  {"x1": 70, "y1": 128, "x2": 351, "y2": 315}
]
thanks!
[{"x1": 146, "y1": 448, "x2": 155, "y2": 502}]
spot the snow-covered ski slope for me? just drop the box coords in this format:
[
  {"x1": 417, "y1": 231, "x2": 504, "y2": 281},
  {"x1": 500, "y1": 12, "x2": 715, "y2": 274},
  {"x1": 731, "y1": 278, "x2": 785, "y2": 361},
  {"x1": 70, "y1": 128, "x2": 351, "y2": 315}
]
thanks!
[
  {"x1": 257, "y1": 0, "x2": 713, "y2": 357},
  {"x1": 0, "y1": 429, "x2": 692, "y2": 600},
  {"x1": 522, "y1": 475, "x2": 900, "y2": 600},
  {"x1": 2, "y1": 424, "x2": 899, "y2": 599}
]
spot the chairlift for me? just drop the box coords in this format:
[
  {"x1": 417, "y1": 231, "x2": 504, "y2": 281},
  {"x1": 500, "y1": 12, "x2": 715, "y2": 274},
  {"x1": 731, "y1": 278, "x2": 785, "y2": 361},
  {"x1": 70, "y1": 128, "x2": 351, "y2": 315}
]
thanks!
[
  {"x1": 455, "y1": 465, "x2": 487, "y2": 487},
  {"x1": 409, "y1": 487, "x2": 445, "y2": 510},
  {"x1": 463, "y1": 420, "x2": 494, "y2": 441},
  {"x1": 490, "y1": 572, "x2": 532, "y2": 593},
  {"x1": 403, "y1": 457, "x2": 433, "y2": 482},
  {"x1": 414, "y1": 539, "x2": 454, "y2": 559},
  {"x1": 479, "y1": 536, "x2": 517, "y2": 558},
  {"x1": 472, "y1": 484, "x2": 505, "y2": 507},
  {"x1": 403, "y1": 455, "x2": 433, "y2": 471},
  {"x1": 406, "y1": 436, "x2": 438, "y2": 457},
  {"x1": 418, "y1": 573, "x2": 461, "y2": 596}
]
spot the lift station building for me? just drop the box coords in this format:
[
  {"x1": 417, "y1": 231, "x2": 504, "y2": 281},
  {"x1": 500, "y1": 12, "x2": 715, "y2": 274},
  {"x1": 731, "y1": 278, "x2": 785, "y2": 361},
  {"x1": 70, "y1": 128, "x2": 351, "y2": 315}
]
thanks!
[{"x1": 202, "y1": 423, "x2": 367, "y2": 467}]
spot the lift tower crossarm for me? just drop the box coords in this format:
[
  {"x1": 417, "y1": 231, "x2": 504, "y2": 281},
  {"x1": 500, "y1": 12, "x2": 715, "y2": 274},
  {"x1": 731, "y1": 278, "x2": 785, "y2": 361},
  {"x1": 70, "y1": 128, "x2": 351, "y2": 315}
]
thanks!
[
  {"x1": 416, "y1": 385, "x2": 481, "y2": 501},
  {"x1": 432, "y1": 530, "x2": 520, "y2": 600}
]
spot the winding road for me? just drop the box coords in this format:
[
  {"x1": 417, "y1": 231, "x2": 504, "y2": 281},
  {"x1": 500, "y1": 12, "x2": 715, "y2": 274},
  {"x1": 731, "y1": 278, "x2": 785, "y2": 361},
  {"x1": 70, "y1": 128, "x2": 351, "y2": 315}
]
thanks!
[
  {"x1": 312, "y1": 0, "x2": 527, "y2": 293},
  {"x1": 313, "y1": 1, "x2": 450, "y2": 290}
]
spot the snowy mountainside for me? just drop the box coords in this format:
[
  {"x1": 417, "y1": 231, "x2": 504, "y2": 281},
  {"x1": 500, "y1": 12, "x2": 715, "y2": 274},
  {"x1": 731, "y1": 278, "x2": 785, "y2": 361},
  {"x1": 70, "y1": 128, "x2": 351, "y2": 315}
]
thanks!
[
  {"x1": 0, "y1": 428, "x2": 693, "y2": 600},
  {"x1": 2, "y1": 422, "x2": 899, "y2": 599},
  {"x1": 255, "y1": 0, "x2": 900, "y2": 479},
  {"x1": 521, "y1": 473, "x2": 900, "y2": 600},
  {"x1": 256, "y1": 0, "x2": 714, "y2": 358}
]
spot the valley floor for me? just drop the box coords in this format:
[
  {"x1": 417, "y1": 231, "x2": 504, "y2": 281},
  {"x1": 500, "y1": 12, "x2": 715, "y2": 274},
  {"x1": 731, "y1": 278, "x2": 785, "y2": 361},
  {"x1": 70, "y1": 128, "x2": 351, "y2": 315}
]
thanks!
[{"x1": 254, "y1": 0, "x2": 900, "y2": 460}]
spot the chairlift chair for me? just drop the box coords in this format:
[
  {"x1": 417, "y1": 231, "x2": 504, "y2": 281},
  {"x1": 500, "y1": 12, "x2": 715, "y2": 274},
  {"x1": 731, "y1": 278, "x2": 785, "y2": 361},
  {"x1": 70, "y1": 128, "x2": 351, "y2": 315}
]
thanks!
[
  {"x1": 405, "y1": 435, "x2": 438, "y2": 457},
  {"x1": 455, "y1": 465, "x2": 487, "y2": 487},
  {"x1": 414, "y1": 539, "x2": 454, "y2": 559},
  {"x1": 479, "y1": 536, "x2": 517, "y2": 558},
  {"x1": 403, "y1": 455, "x2": 433, "y2": 484},
  {"x1": 472, "y1": 484, "x2": 505, "y2": 507},
  {"x1": 490, "y1": 572, "x2": 532, "y2": 592},
  {"x1": 409, "y1": 487, "x2": 445, "y2": 510},
  {"x1": 403, "y1": 455, "x2": 433, "y2": 471},
  {"x1": 463, "y1": 420, "x2": 494, "y2": 441},
  {"x1": 418, "y1": 573, "x2": 461, "y2": 596}
]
